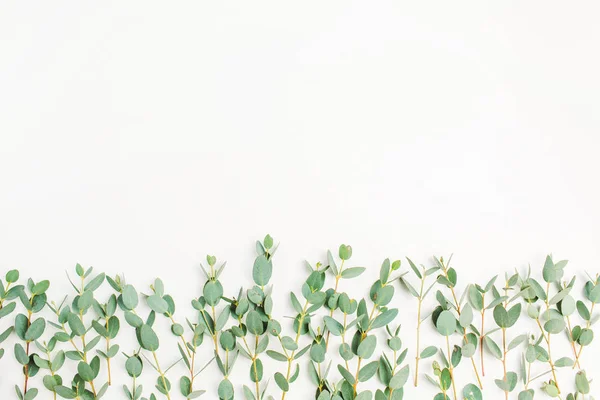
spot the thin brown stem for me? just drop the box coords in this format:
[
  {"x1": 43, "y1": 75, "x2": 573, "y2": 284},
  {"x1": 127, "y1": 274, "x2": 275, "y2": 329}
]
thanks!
[
  {"x1": 535, "y1": 319, "x2": 560, "y2": 392},
  {"x1": 152, "y1": 351, "x2": 171, "y2": 400},
  {"x1": 254, "y1": 335, "x2": 260, "y2": 400},
  {"x1": 325, "y1": 260, "x2": 344, "y2": 350},
  {"x1": 502, "y1": 328, "x2": 508, "y2": 400},
  {"x1": 352, "y1": 357, "x2": 363, "y2": 393},
  {"x1": 340, "y1": 313, "x2": 350, "y2": 371},
  {"x1": 105, "y1": 318, "x2": 112, "y2": 385},
  {"x1": 480, "y1": 292, "x2": 486, "y2": 377},
  {"x1": 565, "y1": 316, "x2": 581, "y2": 369},
  {"x1": 442, "y1": 266, "x2": 483, "y2": 388},
  {"x1": 414, "y1": 275, "x2": 425, "y2": 387},
  {"x1": 23, "y1": 309, "x2": 32, "y2": 396},
  {"x1": 573, "y1": 302, "x2": 595, "y2": 368},
  {"x1": 281, "y1": 300, "x2": 309, "y2": 400},
  {"x1": 446, "y1": 336, "x2": 458, "y2": 400}
]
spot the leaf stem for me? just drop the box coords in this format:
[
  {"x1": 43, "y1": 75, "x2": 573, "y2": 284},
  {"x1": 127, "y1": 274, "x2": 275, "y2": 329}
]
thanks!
[
  {"x1": 502, "y1": 327, "x2": 508, "y2": 400},
  {"x1": 325, "y1": 260, "x2": 344, "y2": 350},
  {"x1": 281, "y1": 300, "x2": 309, "y2": 400},
  {"x1": 573, "y1": 302, "x2": 595, "y2": 368},
  {"x1": 446, "y1": 336, "x2": 458, "y2": 400},
  {"x1": 441, "y1": 263, "x2": 483, "y2": 388},
  {"x1": 152, "y1": 351, "x2": 171, "y2": 400},
  {"x1": 414, "y1": 274, "x2": 425, "y2": 387},
  {"x1": 253, "y1": 335, "x2": 260, "y2": 400},
  {"x1": 480, "y1": 292, "x2": 486, "y2": 377}
]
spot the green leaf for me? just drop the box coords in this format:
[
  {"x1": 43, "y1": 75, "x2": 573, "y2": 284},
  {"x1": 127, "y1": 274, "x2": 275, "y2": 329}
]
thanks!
[
  {"x1": 249, "y1": 358, "x2": 263, "y2": 382},
  {"x1": 67, "y1": 313, "x2": 86, "y2": 336},
  {"x1": 126, "y1": 355, "x2": 143, "y2": 377},
  {"x1": 84, "y1": 273, "x2": 105, "y2": 292},
  {"x1": 32, "y1": 280, "x2": 50, "y2": 295},
  {"x1": 484, "y1": 336, "x2": 502, "y2": 360},
  {"x1": 324, "y1": 317, "x2": 343, "y2": 336},
  {"x1": 508, "y1": 334, "x2": 528, "y2": 351},
  {"x1": 380, "y1": 259, "x2": 391, "y2": 284},
  {"x1": 274, "y1": 372, "x2": 289, "y2": 391},
  {"x1": 5, "y1": 270, "x2": 19, "y2": 283},
  {"x1": 468, "y1": 286, "x2": 484, "y2": 311},
  {"x1": 121, "y1": 285, "x2": 139, "y2": 310},
  {"x1": 440, "y1": 368, "x2": 451, "y2": 391},
  {"x1": 358, "y1": 361, "x2": 379, "y2": 382},
  {"x1": 203, "y1": 281, "x2": 223, "y2": 307},
  {"x1": 577, "y1": 300, "x2": 590, "y2": 320},
  {"x1": 420, "y1": 346, "x2": 438, "y2": 359},
  {"x1": 339, "y1": 244, "x2": 352, "y2": 260},
  {"x1": 246, "y1": 310, "x2": 265, "y2": 335},
  {"x1": 507, "y1": 303, "x2": 521, "y2": 327},
  {"x1": 447, "y1": 268, "x2": 457, "y2": 287},
  {"x1": 451, "y1": 345, "x2": 462, "y2": 367},
  {"x1": 263, "y1": 234, "x2": 273, "y2": 250},
  {"x1": 146, "y1": 295, "x2": 169, "y2": 314},
  {"x1": 15, "y1": 314, "x2": 27, "y2": 340},
  {"x1": 389, "y1": 365, "x2": 409, "y2": 389},
  {"x1": 544, "y1": 318, "x2": 565, "y2": 335},
  {"x1": 463, "y1": 383, "x2": 483, "y2": 400},
  {"x1": 77, "y1": 361, "x2": 95, "y2": 382},
  {"x1": 554, "y1": 357, "x2": 574, "y2": 367},
  {"x1": 436, "y1": 311, "x2": 457, "y2": 336},
  {"x1": 339, "y1": 343, "x2": 353, "y2": 361},
  {"x1": 494, "y1": 371, "x2": 517, "y2": 392},
  {"x1": 493, "y1": 304, "x2": 509, "y2": 328},
  {"x1": 341, "y1": 267, "x2": 366, "y2": 279},
  {"x1": 575, "y1": 371, "x2": 590, "y2": 394},
  {"x1": 23, "y1": 388, "x2": 38, "y2": 400},
  {"x1": 54, "y1": 386, "x2": 77, "y2": 399},
  {"x1": 577, "y1": 328, "x2": 593, "y2": 346},
  {"x1": 0, "y1": 301, "x2": 16, "y2": 319},
  {"x1": 338, "y1": 364, "x2": 355, "y2": 385},
  {"x1": 406, "y1": 257, "x2": 422, "y2": 279},
  {"x1": 252, "y1": 255, "x2": 273, "y2": 286},
  {"x1": 77, "y1": 290, "x2": 93, "y2": 311},
  {"x1": 459, "y1": 304, "x2": 473, "y2": 328},
  {"x1": 267, "y1": 350, "x2": 288, "y2": 362},
  {"x1": 25, "y1": 318, "x2": 45, "y2": 341},
  {"x1": 371, "y1": 309, "x2": 398, "y2": 330},
  {"x1": 357, "y1": 335, "x2": 377, "y2": 359},
  {"x1": 138, "y1": 324, "x2": 159, "y2": 351},
  {"x1": 589, "y1": 284, "x2": 600, "y2": 303},
  {"x1": 14, "y1": 343, "x2": 29, "y2": 365}
]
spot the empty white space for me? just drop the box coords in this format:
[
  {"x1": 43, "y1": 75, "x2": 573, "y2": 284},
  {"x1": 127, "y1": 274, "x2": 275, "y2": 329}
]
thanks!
[{"x1": 1, "y1": 1, "x2": 599, "y2": 398}]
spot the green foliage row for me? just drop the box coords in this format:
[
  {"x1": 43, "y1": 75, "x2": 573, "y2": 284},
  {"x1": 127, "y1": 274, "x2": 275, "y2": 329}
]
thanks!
[{"x1": 0, "y1": 235, "x2": 598, "y2": 399}]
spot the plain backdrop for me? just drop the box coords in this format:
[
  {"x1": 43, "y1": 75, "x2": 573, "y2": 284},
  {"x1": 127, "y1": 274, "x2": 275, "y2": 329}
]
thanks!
[{"x1": 1, "y1": 1, "x2": 600, "y2": 398}]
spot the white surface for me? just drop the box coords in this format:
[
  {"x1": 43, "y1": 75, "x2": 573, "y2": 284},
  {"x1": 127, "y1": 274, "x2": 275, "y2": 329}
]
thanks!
[{"x1": 1, "y1": 1, "x2": 600, "y2": 398}]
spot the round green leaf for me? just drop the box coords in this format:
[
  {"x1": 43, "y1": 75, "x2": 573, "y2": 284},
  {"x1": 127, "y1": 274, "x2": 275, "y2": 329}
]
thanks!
[
  {"x1": 138, "y1": 324, "x2": 159, "y2": 351},
  {"x1": 436, "y1": 311, "x2": 457, "y2": 336}
]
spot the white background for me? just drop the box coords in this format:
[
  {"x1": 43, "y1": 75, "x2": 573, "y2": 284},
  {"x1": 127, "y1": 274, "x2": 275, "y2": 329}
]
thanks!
[{"x1": 1, "y1": 1, "x2": 600, "y2": 398}]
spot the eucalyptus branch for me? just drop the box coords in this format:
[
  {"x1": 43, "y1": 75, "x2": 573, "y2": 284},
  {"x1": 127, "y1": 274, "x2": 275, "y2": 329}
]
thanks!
[
  {"x1": 13, "y1": 276, "x2": 49, "y2": 400},
  {"x1": 324, "y1": 244, "x2": 355, "y2": 350},
  {"x1": 336, "y1": 258, "x2": 400, "y2": 399},
  {"x1": 377, "y1": 325, "x2": 409, "y2": 399},
  {"x1": 148, "y1": 278, "x2": 209, "y2": 399},
  {"x1": 572, "y1": 273, "x2": 599, "y2": 369},
  {"x1": 109, "y1": 274, "x2": 172, "y2": 400},
  {"x1": 277, "y1": 260, "x2": 324, "y2": 399},
  {"x1": 435, "y1": 256, "x2": 483, "y2": 389},
  {"x1": 467, "y1": 274, "x2": 498, "y2": 377},
  {"x1": 398, "y1": 257, "x2": 438, "y2": 386},
  {"x1": 239, "y1": 234, "x2": 281, "y2": 400},
  {"x1": 0, "y1": 270, "x2": 21, "y2": 364},
  {"x1": 487, "y1": 273, "x2": 522, "y2": 399}
]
